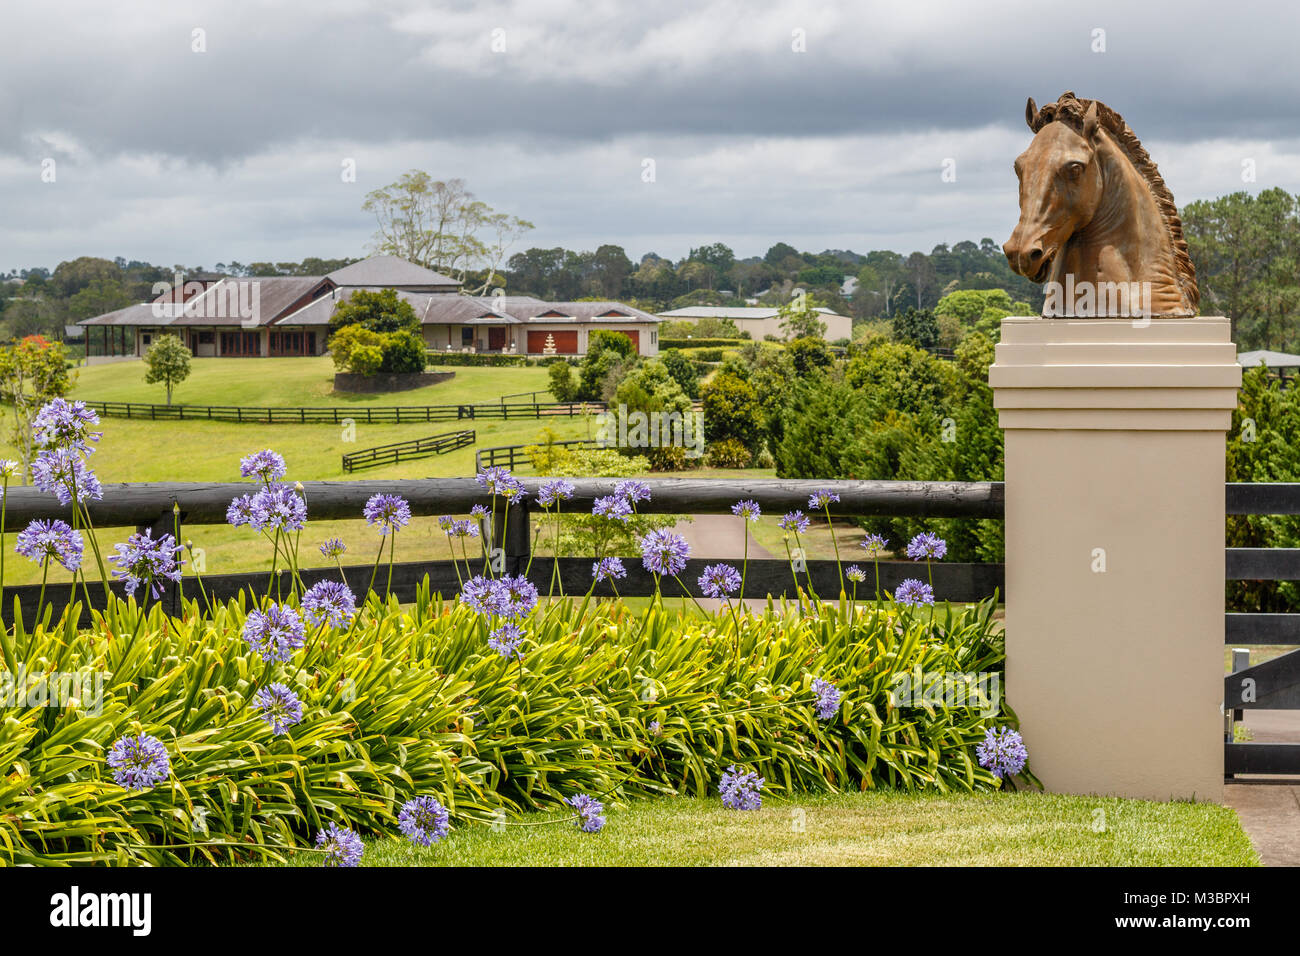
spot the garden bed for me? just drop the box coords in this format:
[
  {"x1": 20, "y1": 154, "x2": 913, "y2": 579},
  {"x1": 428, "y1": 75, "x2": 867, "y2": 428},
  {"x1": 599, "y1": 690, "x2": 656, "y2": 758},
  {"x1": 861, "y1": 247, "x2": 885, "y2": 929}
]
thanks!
[{"x1": 333, "y1": 370, "x2": 455, "y2": 393}]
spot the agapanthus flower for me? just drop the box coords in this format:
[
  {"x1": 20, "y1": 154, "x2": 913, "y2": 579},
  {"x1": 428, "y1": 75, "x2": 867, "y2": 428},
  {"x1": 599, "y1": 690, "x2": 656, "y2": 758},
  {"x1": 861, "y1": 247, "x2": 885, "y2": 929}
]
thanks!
[
  {"x1": 719, "y1": 764, "x2": 764, "y2": 811},
  {"x1": 399, "y1": 795, "x2": 451, "y2": 847},
  {"x1": 779, "y1": 510, "x2": 810, "y2": 534},
  {"x1": 249, "y1": 483, "x2": 307, "y2": 532},
  {"x1": 648, "y1": 720, "x2": 662, "y2": 736},
  {"x1": 614, "y1": 479, "x2": 651, "y2": 505},
  {"x1": 227, "y1": 493, "x2": 256, "y2": 527},
  {"x1": 106, "y1": 733, "x2": 169, "y2": 791},
  {"x1": 639, "y1": 528, "x2": 690, "y2": 577},
  {"x1": 460, "y1": 575, "x2": 505, "y2": 617},
  {"x1": 976, "y1": 726, "x2": 1029, "y2": 780},
  {"x1": 239, "y1": 448, "x2": 287, "y2": 484},
  {"x1": 860, "y1": 533, "x2": 889, "y2": 556},
  {"x1": 497, "y1": 574, "x2": 539, "y2": 618},
  {"x1": 437, "y1": 514, "x2": 455, "y2": 531},
  {"x1": 698, "y1": 563, "x2": 741, "y2": 598},
  {"x1": 593, "y1": 557, "x2": 627, "y2": 582},
  {"x1": 845, "y1": 565, "x2": 867, "y2": 583},
  {"x1": 32, "y1": 398, "x2": 101, "y2": 454},
  {"x1": 808, "y1": 488, "x2": 840, "y2": 510},
  {"x1": 487, "y1": 622, "x2": 525, "y2": 659},
  {"x1": 476, "y1": 466, "x2": 514, "y2": 496},
  {"x1": 316, "y1": 822, "x2": 364, "y2": 867},
  {"x1": 15, "y1": 518, "x2": 83, "y2": 572},
  {"x1": 301, "y1": 579, "x2": 357, "y2": 628},
  {"x1": 364, "y1": 493, "x2": 411, "y2": 534},
  {"x1": 498, "y1": 476, "x2": 528, "y2": 502},
  {"x1": 254, "y1": 682, "x2": 304, "y2": 736},
  {"x1": 109, "y1": 530, "x2": 183, "y2": 599},
  {"x1": 242, "y1": 603, "x2": 306, "y2": 662},
  {"x1": 811, "y1": 677, "x2": 842, "y2": 721},
  {"x1": 469, "y1": 504, "x2": 489, "y2": 520},
  {"x1": 319, "y1": 537, "x2": 347, "y2": 558},
  {"x1": 731, "y1": 499, "x2": 761, "y2": 521},
  {"x1": 894, "y1": 578, "x2": 935, "y2": 607},
  {"x1": 446, "y1": 518, "x2": 478, "y2": 539},
  {"x1": 906, "y1": 532, "x2": 947, "y2": 561},
  {"x1": 0, "y1": 459, "x2": 21, "y2": 479},
  {"x1": 593, "y1": 495, "x2": 633, "y2": 523},
  {"x1": 565, "y1": 793, "x2": 607, "y2": 833},
  {"x1": 537, "y1": 478, "x2": 576, "y2": 507},
  {"x1": 30, "y1": 448, "x2": 103, "y2": 505}
]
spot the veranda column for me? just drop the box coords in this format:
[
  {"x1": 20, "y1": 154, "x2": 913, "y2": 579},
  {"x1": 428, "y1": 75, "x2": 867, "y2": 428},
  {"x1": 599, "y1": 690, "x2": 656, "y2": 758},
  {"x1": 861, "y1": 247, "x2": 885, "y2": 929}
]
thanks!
[{"x1": 989, "y1": 316, "x2": 1241, "y2": 801}]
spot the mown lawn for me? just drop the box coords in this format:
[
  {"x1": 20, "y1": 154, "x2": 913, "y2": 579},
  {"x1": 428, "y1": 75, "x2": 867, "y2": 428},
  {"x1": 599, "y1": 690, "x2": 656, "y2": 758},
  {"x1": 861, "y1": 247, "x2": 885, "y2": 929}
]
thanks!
[
  {"x1": 270, "y1": 791, "x2": 1259, "y2": 867},
  {"x1": 68, "y1": 356, "x2": 553, "y2": 407}
]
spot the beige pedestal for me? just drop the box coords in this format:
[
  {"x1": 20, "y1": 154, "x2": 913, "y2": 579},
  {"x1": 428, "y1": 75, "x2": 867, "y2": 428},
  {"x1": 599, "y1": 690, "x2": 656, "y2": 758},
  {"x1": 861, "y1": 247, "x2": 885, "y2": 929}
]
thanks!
[{"x1": 989, "y1": 317, "x2": 1241, "y2": 801}]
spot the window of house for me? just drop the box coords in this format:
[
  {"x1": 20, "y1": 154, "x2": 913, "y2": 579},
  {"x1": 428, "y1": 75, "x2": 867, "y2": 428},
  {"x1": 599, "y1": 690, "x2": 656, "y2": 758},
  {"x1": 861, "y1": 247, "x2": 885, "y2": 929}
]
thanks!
[
  {"x1": 198, "y1": 331, "x2": 214, "y2": 344},
  {"x1": 461, "y1": 327, "x2": 474, "y2": 346}
]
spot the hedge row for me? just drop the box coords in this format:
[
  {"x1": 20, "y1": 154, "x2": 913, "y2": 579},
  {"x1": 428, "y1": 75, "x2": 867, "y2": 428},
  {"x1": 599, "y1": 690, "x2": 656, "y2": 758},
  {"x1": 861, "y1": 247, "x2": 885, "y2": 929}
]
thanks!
[{"x1": 660, "y1": 337, "x2": 751, "y2": 350}]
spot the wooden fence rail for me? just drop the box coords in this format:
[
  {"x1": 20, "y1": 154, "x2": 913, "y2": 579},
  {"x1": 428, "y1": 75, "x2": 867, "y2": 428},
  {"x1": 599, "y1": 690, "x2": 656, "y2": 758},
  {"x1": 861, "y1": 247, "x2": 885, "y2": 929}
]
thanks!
[
  {"x1": 341, "y1": 429, "x2": 475, "y2": 473},
  {"x1": 475, "y1": 439, "x2": 598, "y2": 472},
  {"x1": 79, "y1": 399, "x2": 606, "y2": 425}
]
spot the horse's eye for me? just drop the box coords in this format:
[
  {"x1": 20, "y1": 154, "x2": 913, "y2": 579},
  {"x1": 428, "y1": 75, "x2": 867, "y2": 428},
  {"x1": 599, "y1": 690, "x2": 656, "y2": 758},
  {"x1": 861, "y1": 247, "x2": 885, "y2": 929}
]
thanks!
[{"x1": 1064, "y1": 162, "x2": 1085, "y2": 180}]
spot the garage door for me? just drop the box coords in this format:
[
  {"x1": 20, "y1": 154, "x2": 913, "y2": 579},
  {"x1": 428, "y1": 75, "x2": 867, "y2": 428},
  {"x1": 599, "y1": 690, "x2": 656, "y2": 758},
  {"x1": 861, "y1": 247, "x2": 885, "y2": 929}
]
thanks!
[
  {"x1": 528, "y1": 330, "x2": 578, "y2": 354},
  {"x1": 610, "y1": 330, "x2": 639, "y2": 352}
]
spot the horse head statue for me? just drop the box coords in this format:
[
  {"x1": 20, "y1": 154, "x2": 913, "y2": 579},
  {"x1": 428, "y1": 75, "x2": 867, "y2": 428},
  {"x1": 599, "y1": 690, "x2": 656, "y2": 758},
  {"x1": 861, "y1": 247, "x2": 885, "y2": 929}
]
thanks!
[{"x1": 1004, "y1": 91, "x2": 1198, "y2": 317}]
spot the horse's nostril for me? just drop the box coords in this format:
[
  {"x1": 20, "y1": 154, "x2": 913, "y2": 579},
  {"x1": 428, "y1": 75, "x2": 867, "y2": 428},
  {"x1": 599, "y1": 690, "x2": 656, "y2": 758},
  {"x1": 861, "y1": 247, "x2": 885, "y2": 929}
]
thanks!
[{"x1": 1028, "y1": 248, "x2": 1043, "y2": 263}]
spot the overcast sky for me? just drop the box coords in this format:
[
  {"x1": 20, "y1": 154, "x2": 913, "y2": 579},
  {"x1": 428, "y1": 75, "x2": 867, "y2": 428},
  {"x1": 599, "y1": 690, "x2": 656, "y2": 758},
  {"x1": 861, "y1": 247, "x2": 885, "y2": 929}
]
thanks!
[{"x1": 3, "y1": 0, "x2": 1300, "y2": 273}]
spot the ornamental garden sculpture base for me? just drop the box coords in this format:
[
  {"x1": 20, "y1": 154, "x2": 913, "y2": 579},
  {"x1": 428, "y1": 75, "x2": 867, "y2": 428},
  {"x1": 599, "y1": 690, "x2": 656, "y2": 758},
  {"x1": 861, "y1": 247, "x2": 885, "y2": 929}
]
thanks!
[{"x1": 990, "y1": 317, "x2": 1241, "y2": 801}]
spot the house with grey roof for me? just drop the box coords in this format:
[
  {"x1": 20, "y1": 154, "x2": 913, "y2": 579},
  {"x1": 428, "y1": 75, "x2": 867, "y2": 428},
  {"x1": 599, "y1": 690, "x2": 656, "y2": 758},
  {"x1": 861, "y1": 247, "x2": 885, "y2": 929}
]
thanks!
[{"x1": 77, "y1": 255, "x2": 662, "y2": 359}]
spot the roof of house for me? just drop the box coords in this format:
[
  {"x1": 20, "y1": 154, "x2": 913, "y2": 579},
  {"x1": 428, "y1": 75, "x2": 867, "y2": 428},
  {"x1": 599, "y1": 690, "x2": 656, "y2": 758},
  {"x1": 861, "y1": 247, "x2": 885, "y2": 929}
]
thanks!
[
  {"x1": 658, "y1": 305, "x2": 847, "y2": 320},
  {"x1": 523, "y1": 301, "x2": 662, "y2": 323},
  {"x1": 79, "y1": 302, "x2": 166, "y2": 327},
  {"x1": 325, "y1": 255, "x2": 460, "y2": 289},
  {"x1": 169, "y1": 276, "x2": 331, "y2": 327},
  {"x1": 1239, "y1": 349, "x2": 1300, "y2": 368}
]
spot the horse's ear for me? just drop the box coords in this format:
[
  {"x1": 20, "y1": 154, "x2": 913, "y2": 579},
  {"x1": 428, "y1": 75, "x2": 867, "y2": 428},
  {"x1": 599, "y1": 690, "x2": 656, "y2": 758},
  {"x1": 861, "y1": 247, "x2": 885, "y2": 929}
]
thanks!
[
  {"x1": 1024, "y1": 97, "x2": 1037, "y2": 130},
  {"x1": 1083, "y1": 101, "x2": 1101, "y2": 143}
]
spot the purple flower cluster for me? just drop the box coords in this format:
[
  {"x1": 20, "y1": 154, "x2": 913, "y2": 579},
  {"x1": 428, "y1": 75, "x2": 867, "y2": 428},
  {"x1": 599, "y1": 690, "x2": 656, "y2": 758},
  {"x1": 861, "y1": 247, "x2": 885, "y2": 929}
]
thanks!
[
  {"x1": 30, "y1": 448, "x2": 103, "y2": 506},
  {"x1": 808, "y1": 489, "x2": 840, "y2": 510},
  {"x1": 458, "y1": 574, "x2": 538, "y2": 619},
  {"x1": 614, "y1": 479, "x2": 651, "y2": 505},
  {"x1": 779, "y1": 510, "x2": 810, "y2": 534},
  {"x1": 592, "y1": 556, "x2": 627, "y2": 582},
  {"x1": 441, "y1": 517, "x2": 479, "y2": 539},
  {"x1": 364, "y1": 493, "x2": 411, "y2": 534},
  {"x1": 227, "y1": 484, "x2": 307, "y2": 533},
  {"x1": 255, "y1": 683, "x2": 304, "y2": 736},
  {"x1": 906, "y1": 532, "x2": 947, "y2": 561},
  {"x1": 301, "y1": 580, "x2": 357, "y2": 628},
  {"x1": 565, "y1": 793, "x2": 607, "y2": 833},
  {"x1": 106, "y1": 733, "x2": 169, "y2": 791},
  {"x1": 698, "y1": 563, "x2": 741, "y2": 598},
  {"x1": 239, "y1": 448, "x2": 287, "y2": 484},
  {"x1": 732, "y1": 499, "x2": 761, "y2": 521},
  {"x1": 860, "y1": 533, "x2": 889, "y2": 556},
  {"x1": 593, "y1": 495, "x2": 633, "y2": 523},
  {"x1": 242, "y1": 603, "x2": 306, "y2": 662},
  {"x1": 109, "y1": 530, "x2": 183, "y2": 600},
  {"x1": 639, "y1": 528, "x2": 690, "y2": 577},
  {"x1": 15, "y1": 519, "x2": 83, "y2": 572},
  {"x1": 33, "y1": 398, "x2": 101, "y2": 455},
  {"x1": 537, "y1": 478, "x2": 575, "y2": 507},
  {"x1": 976, "y1": 726, "x2": 1029, "y2": 780},
  {"x1": 477, "y1": 466, "x2": 527, "y2": 501},
  {"x1": 319, "y1": 537, "x2": 347, "y2": 559},
  {"x1": 719, "y1": 765, "x2": 764, "y2": 811},
  {"x1": 488, "y1": 623, "x2": 525, "y2": 659},
  {"x1": 811, "y1": 678, "x2": 842, "y2": 721},
  {"x1": 316, "y1": 822, "x2": 364, "y2": 867},
  {"x1": 399, "y1": 795, "x2": 451, "y2": 846},
  {"x1": 894, "y1": 579, "x2": 935, "y2": 607},
  {"x1": 845, "y1": 565, "x2": 866, "y2": 584}
]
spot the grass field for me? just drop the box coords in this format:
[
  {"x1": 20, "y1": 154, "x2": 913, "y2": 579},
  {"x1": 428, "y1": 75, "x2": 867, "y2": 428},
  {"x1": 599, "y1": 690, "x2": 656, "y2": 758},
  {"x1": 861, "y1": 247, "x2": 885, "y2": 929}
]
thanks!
[
  {"x1": 268, "y1": 791, "x2": 1259, "y2": 867},
  {"x1": 68, "y1": 356, "x2": 553, "y2": 407}
]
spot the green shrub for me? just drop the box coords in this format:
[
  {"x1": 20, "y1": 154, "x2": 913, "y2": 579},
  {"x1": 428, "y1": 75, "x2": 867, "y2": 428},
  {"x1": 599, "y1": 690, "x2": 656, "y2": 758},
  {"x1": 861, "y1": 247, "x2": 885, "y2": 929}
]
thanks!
[
  {"x1": 426, "y1": 353, "x2": 532, "y2": 367},
  {"x1": 700, "y1": 370, "x2": 763, "y2": 455},
  {"x1": 706, "y1": 437, "x2": 753, "y2": 469},
  {"x1": 0, "y1": 589, "x2": 1017, "y2": 864},
  {"x1": 380, "y1": 329, "x2": 429, "y2": 374},
  {"x1": 547, "y1": 360, "x2": 579, "y2": 402}
]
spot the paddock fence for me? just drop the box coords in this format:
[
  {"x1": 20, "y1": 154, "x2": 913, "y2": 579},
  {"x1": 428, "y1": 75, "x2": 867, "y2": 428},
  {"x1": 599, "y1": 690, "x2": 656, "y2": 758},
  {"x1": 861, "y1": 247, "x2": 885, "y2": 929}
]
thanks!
[
  {"x1": 341, "y1": 429, "x2": 476, "y2": 473},
  {"x1": 79, "y1": 399, "x2": 607, "y2": 425}
]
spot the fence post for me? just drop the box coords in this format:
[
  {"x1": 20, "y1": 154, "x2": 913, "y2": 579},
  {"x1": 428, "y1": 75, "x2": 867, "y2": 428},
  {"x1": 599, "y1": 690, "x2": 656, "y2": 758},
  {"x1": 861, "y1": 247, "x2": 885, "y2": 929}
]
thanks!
[{"x1": 990, "y1": 316, "x2": 1241, "y2": 801}]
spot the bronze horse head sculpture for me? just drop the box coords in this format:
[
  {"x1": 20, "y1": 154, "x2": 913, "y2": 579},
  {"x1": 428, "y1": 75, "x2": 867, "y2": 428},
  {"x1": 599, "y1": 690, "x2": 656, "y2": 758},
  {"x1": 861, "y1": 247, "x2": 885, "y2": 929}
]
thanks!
[{"x1": 1004, "y1": 91, "x2": 1198, "y2": 317}]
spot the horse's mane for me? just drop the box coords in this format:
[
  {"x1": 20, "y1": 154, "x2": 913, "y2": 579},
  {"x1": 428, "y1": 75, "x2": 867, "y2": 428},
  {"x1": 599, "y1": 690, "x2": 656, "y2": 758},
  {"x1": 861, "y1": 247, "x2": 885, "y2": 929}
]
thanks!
[{"x1": 1029, "y1": 91, "x2": 1198, "y2": 312}]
